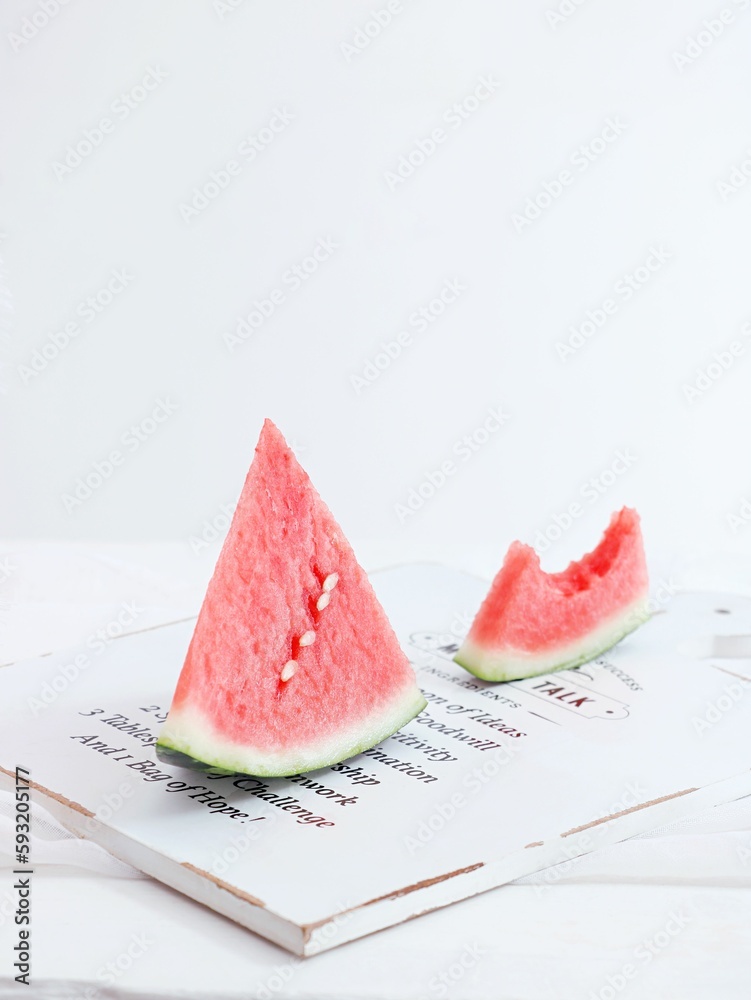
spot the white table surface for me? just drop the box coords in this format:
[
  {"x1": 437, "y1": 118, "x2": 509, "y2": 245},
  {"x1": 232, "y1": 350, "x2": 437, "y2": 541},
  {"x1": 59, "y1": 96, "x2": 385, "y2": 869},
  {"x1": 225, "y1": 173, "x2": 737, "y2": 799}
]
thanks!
[{"x1": 1, "y1": 540, "x2": 750, "y2": 1000}]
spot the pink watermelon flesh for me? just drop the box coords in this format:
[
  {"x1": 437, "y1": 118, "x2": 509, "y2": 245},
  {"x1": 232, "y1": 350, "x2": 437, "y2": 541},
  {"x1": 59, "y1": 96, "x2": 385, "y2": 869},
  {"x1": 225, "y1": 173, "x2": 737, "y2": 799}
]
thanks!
[
  {"x1": 156, "y1": 420, "x2": 426, "y2": 777},
  {"x1": 454, "y1": 507, "x2": 650, "y2": 682}
]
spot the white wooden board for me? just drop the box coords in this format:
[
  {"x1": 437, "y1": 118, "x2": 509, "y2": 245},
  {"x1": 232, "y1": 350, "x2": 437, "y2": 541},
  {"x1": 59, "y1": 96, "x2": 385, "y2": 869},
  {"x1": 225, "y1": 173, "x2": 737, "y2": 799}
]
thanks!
[{"x1": 1, "y1": 564, "x2": 750, "y2": 956}]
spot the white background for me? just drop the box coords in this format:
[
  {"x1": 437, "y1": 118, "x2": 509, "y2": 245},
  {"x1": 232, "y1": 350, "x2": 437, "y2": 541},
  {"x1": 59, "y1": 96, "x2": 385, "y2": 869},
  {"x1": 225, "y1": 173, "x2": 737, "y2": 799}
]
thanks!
[{"x1": 2, "y1": 0, "x2": 750, "y2": 579}]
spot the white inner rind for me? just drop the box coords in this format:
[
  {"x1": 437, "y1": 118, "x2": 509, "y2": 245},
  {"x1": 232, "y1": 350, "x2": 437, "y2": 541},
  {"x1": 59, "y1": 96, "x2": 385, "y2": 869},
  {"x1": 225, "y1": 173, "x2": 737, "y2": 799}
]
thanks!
[
  {"x1": 455, "y1": 593, "x2": 650, "y2": 682},
  {"x1": 157, "y1": 683, "x2": 427, "y2": 777}
]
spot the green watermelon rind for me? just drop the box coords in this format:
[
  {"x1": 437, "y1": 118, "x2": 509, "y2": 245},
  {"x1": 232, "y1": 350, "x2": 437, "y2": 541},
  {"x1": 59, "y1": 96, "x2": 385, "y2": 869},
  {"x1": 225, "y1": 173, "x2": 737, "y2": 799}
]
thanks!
[
  {"x1": 155, "y1": 686, "x2": 427, "y2": 778},
  {"x1": 454, "y1": 597, "x2": 651, "y2": 683}
]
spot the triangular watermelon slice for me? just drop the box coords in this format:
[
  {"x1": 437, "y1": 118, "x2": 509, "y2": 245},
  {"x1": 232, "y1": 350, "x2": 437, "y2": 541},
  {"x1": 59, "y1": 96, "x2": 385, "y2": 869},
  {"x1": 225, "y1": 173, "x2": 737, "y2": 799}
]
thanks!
[
  {"x1": 454, "y1": 507, "x2": 650, "y2": 682},
  {"x1": 156, "y1": 420, "x2": 426, "y2": 777}
]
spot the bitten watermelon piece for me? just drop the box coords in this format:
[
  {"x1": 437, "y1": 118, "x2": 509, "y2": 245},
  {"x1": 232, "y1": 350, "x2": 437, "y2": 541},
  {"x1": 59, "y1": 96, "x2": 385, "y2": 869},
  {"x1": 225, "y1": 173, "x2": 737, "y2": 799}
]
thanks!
[
  {"x1": 454, "y1": 507, "x2": 650, "y2": 682},
  {"x1": 156, "y1": 420, "x2": 426, "y2": 777}
]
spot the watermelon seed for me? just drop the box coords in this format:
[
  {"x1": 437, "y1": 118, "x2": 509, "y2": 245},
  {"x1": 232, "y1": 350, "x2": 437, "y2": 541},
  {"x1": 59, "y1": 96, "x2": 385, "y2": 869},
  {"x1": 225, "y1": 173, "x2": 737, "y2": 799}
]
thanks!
[
  {"x1": 317, "y1": 592, "x2": 331, "y2": 611},
  {"x1": 323, "y1": 573, "x2": 339, "y2": 592},
  {"x1": 299, "y1": 630, "x2": 316, "y2": 647},
  {"x1": 281, "y1": 660, "x2": 298, "y2": 682}
]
